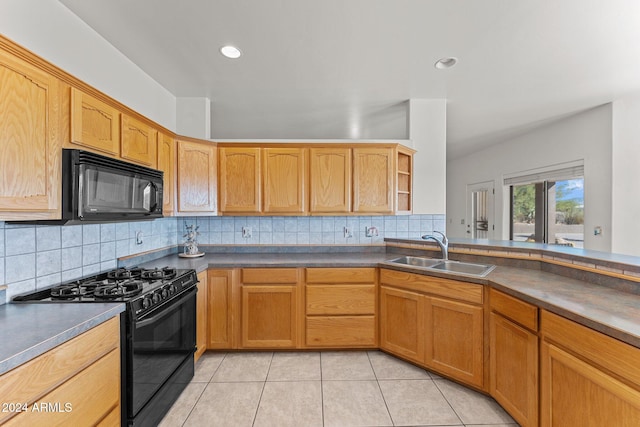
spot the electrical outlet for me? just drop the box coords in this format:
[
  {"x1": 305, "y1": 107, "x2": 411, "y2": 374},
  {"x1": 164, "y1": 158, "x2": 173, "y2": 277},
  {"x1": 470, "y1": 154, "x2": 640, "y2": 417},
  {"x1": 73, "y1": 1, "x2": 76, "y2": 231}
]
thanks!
[
  {"x1": 344, "y1": 227, "x2": 353, "y2": 238},
  {"x1": 365, "y1": 226, "x2": 379, "y2": 237},
  {"x1": 136, "y1": 231, "x2": 144, "y2": 245},
  {"x1": 242, "y1": 226, "x2": 252, "y2": 238}
]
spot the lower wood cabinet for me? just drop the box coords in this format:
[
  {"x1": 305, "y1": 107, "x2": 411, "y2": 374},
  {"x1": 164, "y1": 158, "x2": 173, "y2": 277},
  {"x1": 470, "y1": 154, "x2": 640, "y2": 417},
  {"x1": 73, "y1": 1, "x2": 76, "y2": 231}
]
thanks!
[
  {"x1": 305, "y1": 268, "x2": 377, "y2": 347},
  {"x1": 379, "y1": 285, "x2": 425, "y2": 363},
  {"x1": 0, "y1": 317, "x2": 120, "y2": 426},
  {"x1": 425, "y1": 296, "x2": 484, "y2": 389},
  {"x1": 195, "y1": 270, "x2": 208, "y2": 362},
  {"x1": 207, "y1": 269, "x2": 234, "y2": 349},
  {"x1": 240, "y1": 268, "x2": 299, "y2": 348},
  {"x1": 379, "y1": 268, "x2": 485, "y2": 388},
  {"x1": 489, "y1": 289, "x2": 539, "y2": 427},
  {"x1": 540, "y1": 310, "x2": 640, "y2": 427}
]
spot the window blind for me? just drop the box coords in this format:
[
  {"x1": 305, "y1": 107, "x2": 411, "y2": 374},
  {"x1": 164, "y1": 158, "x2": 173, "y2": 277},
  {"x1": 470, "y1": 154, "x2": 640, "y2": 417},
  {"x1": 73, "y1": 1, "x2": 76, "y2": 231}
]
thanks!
[{"x1": 503, "y1": 160, "x2": 584, "y2": 186}]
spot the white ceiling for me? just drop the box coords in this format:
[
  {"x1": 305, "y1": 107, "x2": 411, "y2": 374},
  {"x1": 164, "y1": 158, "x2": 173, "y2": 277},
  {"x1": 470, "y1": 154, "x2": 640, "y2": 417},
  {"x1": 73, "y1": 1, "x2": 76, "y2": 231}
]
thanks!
[{"x1": 59, "y1": 0, "x2": 640, "y2": 158}]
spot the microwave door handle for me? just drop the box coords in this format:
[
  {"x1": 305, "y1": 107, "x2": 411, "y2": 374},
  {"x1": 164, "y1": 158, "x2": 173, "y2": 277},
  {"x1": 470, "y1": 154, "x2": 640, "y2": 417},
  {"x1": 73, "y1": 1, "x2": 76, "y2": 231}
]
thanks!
[{"x1": 147, "y1": 181, "x2": 158, "y2": 214}]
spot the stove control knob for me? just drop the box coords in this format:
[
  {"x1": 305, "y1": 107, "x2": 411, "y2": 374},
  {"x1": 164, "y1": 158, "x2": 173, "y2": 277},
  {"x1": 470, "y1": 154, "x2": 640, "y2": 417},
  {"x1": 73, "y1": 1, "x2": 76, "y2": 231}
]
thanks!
[
  {"x1": 152, "y1": 291, "x2": 162, "y2": 304},
  {"x1": 142, "y1": 296, "x2": 152, "y2": 309},
  {"x1": 169, "y1": 284, "x2": 177, "y2": 295},
  {"x1": 162, "y1": 287, "x2": 169, "y2": 298}
]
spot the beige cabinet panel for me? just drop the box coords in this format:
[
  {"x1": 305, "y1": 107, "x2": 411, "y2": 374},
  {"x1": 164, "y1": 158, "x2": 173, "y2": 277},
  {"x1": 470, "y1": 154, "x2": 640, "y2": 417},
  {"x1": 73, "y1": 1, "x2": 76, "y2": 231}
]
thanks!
[
  {"x1": 309, "y1": 147, "x2": 351, "y2": 213},
  {"x1": 70, "y1": 87, "x2": 120, "y2": 156},
  {"x1": 379, "y1": 285, "x2": 425, "y2": 363},
  {"x1": 425, "y1": 296, "x2": 484, "y2": 389},
  {"x1": 157, "y1": 132, "x2": 175, "y2": 214},
  {"x1": 121, "y1": 114, "x2": 157, "y2": 168},
  {"x1": 490, "y1": 312, "x2": 538, "y2": 427},
  {"x1": 353, "y1": 147, "x2": 394, "y2": 214},
  {"x1": 263, "y1": 148, "x2": 306, "y2": 213},
  {"x1": 0, "y1": 50, "x2": 61, "y2": 218},
  {"x1": 241, "y1": 285, "x2": 297, "y2": 348},
  {"x1": 207, "y1": 269, "x2": 235, "y2": 349},
  {"x1": 218, "y1": 147, "x2": 261, "y2": 213},
  {"x1": 195, "y1": 270, "x2": 208, "y2": 361},
  {"x1": 177, "y1": 140, "x2": 217, "y2": 213}
]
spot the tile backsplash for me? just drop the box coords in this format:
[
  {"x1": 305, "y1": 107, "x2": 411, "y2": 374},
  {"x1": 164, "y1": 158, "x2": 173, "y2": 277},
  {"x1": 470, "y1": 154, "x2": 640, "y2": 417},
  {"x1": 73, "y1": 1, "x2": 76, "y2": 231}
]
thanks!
[{"x1": 0, "y1": 214, "x2": 443, "y2": 302}]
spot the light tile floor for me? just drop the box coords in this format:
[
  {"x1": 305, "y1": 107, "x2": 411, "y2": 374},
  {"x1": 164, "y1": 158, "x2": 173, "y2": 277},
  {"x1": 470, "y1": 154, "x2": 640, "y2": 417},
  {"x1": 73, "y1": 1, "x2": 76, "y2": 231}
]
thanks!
[{"x1": 159, "y1": 351, "x2": 519, "y2": 427}]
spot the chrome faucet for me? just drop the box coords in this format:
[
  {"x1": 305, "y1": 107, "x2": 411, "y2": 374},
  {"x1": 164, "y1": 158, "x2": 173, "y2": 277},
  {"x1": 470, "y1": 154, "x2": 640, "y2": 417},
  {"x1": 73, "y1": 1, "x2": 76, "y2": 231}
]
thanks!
[{"x1": 421, "y1": 231, "x2": 448, "y2": 260}]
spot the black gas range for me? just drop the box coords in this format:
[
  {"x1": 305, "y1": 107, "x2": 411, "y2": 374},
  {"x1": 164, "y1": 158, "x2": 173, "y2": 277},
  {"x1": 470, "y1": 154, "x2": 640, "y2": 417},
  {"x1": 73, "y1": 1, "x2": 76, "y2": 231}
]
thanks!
[{"x1": 13, "y1": 266, "x2": 198, "y2": 427}]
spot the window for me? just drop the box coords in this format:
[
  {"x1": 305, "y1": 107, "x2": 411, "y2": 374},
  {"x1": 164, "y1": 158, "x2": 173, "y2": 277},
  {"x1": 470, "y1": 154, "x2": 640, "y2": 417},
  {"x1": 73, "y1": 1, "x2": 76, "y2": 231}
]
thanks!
[{"x1": 505, "y1": 162, "x2": 584, "y2": 248}]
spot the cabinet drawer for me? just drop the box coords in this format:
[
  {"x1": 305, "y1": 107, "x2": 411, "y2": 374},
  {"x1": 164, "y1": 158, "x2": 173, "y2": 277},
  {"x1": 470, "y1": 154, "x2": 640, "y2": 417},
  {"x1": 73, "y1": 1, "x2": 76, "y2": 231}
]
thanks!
[
  {"x1": 306, "y1": 267, "x2": 376, "y2": 284},
  {"x1": 306, "y1": 284, "x2": 375, "y2": 315},
  {"x1": 4, "y1": 349, "x2": 120, "y2": 427},
  {"x1": 490, "y1": 288, "x2": 538, "y2": 331},
  {"x1": 380, "y1": 268, "x2": 483, "y2": 304},
  {"x1": 242, "y1": 268, "x2": 298, "y2": 284},
  {"x1": 306, "y1": 316, "x2": 376, "y2": 347}
]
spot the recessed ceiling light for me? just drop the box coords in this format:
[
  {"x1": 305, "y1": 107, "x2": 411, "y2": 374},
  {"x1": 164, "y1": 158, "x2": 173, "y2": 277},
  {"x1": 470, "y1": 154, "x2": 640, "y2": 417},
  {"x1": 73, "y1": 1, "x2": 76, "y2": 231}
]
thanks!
[
  {"x1": 220, "y1": 45, "x2": 242, "y2": 59},
  {"x1": 434, "y1": 57, "x2": 458, "y2": 69}
]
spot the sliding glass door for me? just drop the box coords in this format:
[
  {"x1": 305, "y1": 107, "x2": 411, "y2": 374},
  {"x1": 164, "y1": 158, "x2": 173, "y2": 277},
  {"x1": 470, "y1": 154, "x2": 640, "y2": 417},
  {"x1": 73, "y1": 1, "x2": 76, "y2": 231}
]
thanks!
[{"x1": 510, "y1": 178, "x2": 584, "y2": 248}]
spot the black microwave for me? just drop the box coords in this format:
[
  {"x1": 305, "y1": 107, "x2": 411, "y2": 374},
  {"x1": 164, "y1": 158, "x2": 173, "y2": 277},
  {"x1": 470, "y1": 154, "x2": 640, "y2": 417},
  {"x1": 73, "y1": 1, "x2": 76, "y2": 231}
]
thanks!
[{"x1": 57, "y1": 149, "x2": 163, "y2": 224}]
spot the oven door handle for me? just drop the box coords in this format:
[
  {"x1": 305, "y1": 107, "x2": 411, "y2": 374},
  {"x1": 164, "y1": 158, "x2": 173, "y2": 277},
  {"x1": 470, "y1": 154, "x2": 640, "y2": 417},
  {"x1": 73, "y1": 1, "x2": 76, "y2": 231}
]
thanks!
[{"x1": 135, "y1": 287, "x2": 196, "y2": 328}]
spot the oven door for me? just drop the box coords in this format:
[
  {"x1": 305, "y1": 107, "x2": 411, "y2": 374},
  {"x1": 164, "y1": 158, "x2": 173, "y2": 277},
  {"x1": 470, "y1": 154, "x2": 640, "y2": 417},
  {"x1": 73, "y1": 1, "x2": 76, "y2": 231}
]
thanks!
[{"x1": 129, "y1": 287, "x2": 196, "y2": 419}]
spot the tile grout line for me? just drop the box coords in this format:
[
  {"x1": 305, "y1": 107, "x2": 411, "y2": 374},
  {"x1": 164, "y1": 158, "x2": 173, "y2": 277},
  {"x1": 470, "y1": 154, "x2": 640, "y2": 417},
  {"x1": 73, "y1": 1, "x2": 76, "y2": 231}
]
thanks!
[
  {"x1": 366, "y1": 351, "x2": 396, "y2": 427},
  {"x1": 180, "y1": 352, "x2": 228, "y2": 427},
  {"x1": 251, "y1": 352, "x2": 274, "y2": 427},
  {"x1": 319, "y1": 351, "x2": 326, "y2": 427},
  {"x1": 432, "y1": 378, "x2": 465, "y2": 426}
]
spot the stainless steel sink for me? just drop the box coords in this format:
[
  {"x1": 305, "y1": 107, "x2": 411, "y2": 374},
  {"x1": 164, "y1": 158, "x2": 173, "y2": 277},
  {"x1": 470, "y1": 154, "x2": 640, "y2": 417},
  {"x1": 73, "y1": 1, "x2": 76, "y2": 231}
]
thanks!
[
  {"x1": 384, "y1": 256, "x2": 495, "y2": 277},
  {"x1": 428, "y1": 260, "x2": 496, "y2": 277},
  {"x1": 386, "y1": 256, "x2": 442, "y2": 268}
]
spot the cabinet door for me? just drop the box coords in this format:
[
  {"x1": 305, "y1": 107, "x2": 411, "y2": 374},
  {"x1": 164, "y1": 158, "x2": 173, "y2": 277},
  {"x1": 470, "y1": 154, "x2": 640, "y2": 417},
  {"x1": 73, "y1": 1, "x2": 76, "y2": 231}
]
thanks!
[
  {"x1": 218, "y1": 147, "x2": 261, "y2": 213},
  {"x1": 353, "y1": 147, "x2": 394, "y2": 213},
  {"x1": 157, "y1": 132, "x2": 175, "y2": 214},
  {"x1": 379, "y1": 286, "x2": 425, "y2": 363},
  {"x1": 263, "y1": 148, "x2": 306, "y2": 213},
  {"x1": 0, "y1": 51, "x2": 61, "y2": 218},
  {"x1": 195, "y1": 270, "x2": 208, "y2": 362},
  {"x1": 241, "y1": 285, "x2": 297, "y2": 348},
  {"x1": 207, "y1": 269, "x2": 234, "y2": 349},
  {"x1": 425, "y1": 296, "x2": 484, "y2": 388},
  {"x1": 309, "y1": 147, "x2": 351, "y2": 213},
  {"x1": 490, "y1": 312, "x2": 538, "y2": 427},
  {"x1": 121, "y1": 114, "x2": 157, "y2": 167},
  {"x1": 177, "y1": 140, "x2": 217, "y2": 213},
  {"x1": 70, "y1": 88, "x2": 120, "y2": 156},
  {"x1": 541, "y1": 342, "x2": 640, "y2": 427}
]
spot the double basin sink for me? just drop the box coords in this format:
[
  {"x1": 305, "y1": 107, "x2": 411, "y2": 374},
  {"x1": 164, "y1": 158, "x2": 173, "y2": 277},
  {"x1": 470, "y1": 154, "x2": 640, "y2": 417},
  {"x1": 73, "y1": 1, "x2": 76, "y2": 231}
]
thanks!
[{"x1": 384, "y1": 256, "x2": 496, "y2": 277}]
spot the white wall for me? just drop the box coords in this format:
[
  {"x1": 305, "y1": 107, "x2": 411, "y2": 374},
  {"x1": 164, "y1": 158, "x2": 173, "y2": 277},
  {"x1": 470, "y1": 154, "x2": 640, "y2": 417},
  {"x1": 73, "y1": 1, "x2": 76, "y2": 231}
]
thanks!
[
  {"x1": 408, "y1": 99, "x2": 447, "y2": 215},
  {"x1": 177, "y1": 97, "x2": 211, "y2": 139},
  {"x1": 447, "y1": 104, "x2": 613, "y2": 252},
  {"x1": 0, "y1": 0, "x2": 176, "y2": 130},
  {"x1": 612, "y1": 94, "x2": 640, "y2": 256}
]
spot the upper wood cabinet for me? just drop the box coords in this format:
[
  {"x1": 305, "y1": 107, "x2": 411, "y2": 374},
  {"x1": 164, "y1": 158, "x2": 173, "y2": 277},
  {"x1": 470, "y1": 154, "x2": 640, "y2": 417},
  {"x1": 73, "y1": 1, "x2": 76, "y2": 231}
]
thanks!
[
  {"x1": 218, "y1": 147, "x2": 261, "y2": 214},
  {"x1": 121, "y1": 114, "x2": 157, "y2": 168},
  {"x1": 263, "y1": 148, "x2": 306, "y2": 214},
  {"x1": 396, "y1": 146, "x2": 414, "y2": 214},
  {"x1": 70, "y1": 87, "x2": 120, "y2": 156},
  {"x1": 177, "y1": 139, "x2": 217, "y2": 214},
  {"x1": 157, "y1": 132, "x2": 175, "y2": 215},
  {"x1": 353, "y1": 147, "x2": 394, "y2": 214},
  {"x1": 0, "y1": 49, "x2": 61, "y2": 219},
  {"x1": 309, "y1": 147, "x2": 351, "y2": 213}
]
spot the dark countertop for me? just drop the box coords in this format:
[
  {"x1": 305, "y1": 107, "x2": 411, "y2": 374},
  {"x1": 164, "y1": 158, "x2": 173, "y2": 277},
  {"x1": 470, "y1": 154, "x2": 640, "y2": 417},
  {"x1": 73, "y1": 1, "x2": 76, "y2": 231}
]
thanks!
[
  {"x1": 139, "y1": 250, "x2": 640, "y2": 349},
  {"x1": 0, "y1": 303, "x2": 125, "y2": 376}
]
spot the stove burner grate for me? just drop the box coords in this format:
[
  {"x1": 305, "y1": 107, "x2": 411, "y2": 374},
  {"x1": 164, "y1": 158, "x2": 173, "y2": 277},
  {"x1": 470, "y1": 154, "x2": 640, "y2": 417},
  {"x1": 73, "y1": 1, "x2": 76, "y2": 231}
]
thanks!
[
  {"x1": 141, "y1": 266, "x2": 177, "y2": 280},
  {"x1": 107, "y1": 267, "x2": 143, "y2": 280},
  {"x1": 93, "y1": 280, "x2": 144, "y2": 299}
]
